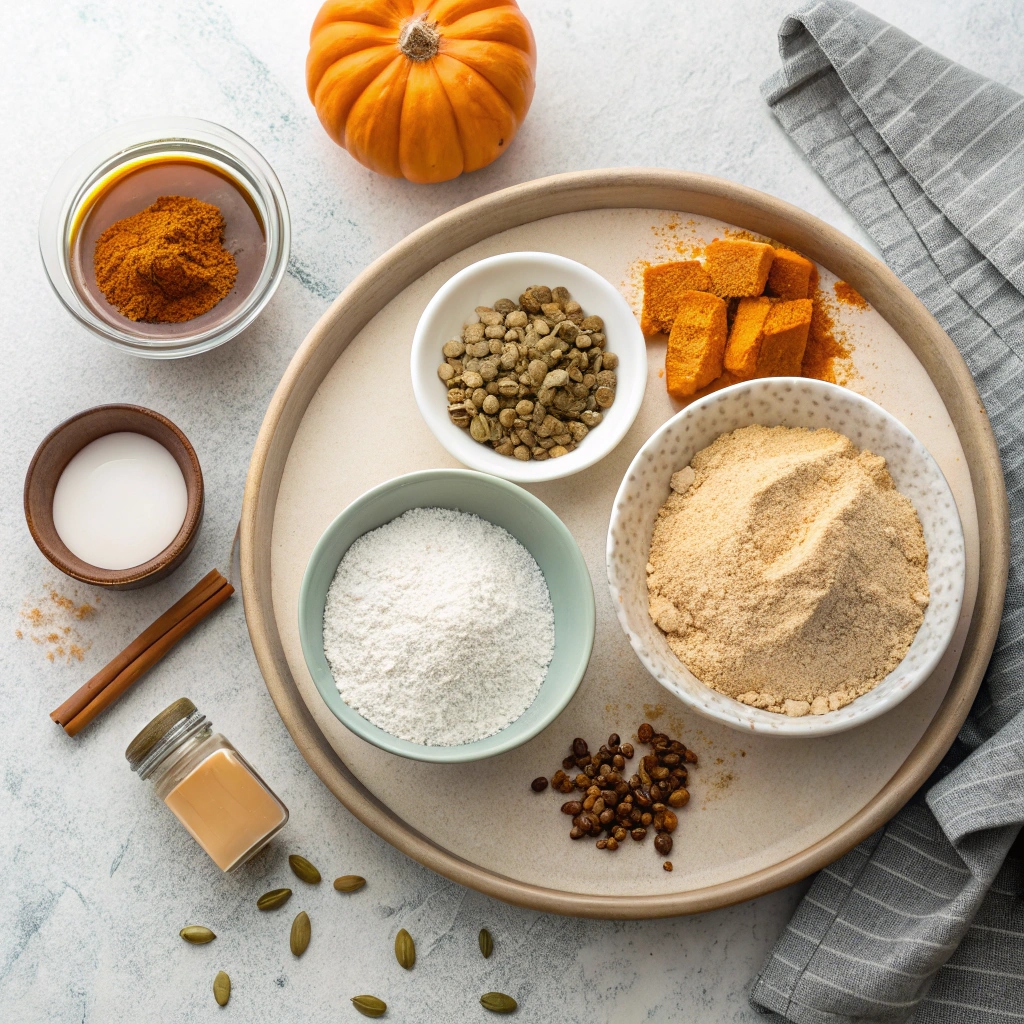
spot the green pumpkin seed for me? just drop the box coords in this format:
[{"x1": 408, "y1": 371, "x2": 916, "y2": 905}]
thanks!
[
  {"x1": 288, "y1": 855, "x2": 321, "y2": 884},
  {"x1": 180, "y1": 925, "x2": 216, "y2": 944},
  {"x1": 479, "y1": 928, "x2": 493, "y2": 958},
  {"x1": 394, "y1": 928, "x2": 415, "y2": 970},
  {"x1": 333, "y1": 875, "x2": 366, "y2": 893},
  {"x1": 256, "y1": 888, "x2": 292, "y2": 911},
  {"x1": 213, "y1": 971, "x2": 230, "y2": 1007},
  {"x1": 351, "y1": 995, "x2": 387, "y2": 1017},
  {"x1": 481, "y1": 992, "x2": 517, "y2": 1013},
  {"x1": 290, "y1": 911, "x2": 311, "y2": 956}
]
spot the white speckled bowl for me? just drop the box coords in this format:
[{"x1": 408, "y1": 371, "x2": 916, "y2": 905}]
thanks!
[
  {"x1": 410, "y1": 252, "x2": 647, "y2": 483},
  {"x1": 607, "y1": 378, "x2": 966, "y2": 737}
]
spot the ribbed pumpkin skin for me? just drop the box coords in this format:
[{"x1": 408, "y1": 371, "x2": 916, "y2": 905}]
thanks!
[{"x1": 307, "y1": 0, "x2": 536, "y2": 184}]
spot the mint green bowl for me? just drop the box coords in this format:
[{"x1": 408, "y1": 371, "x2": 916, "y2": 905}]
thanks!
[{"x1": 297, "y1": 469, "x2": 595, "y2": 763}]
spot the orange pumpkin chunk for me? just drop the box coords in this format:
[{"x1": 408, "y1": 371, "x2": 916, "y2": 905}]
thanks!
[
  {"x1": 766, "y1": 249, "x2": 815, "y2": 300},
  {"x1": 723, "y1": 297, "x2": 772, "y2": 380},
  {"x1": 665, "y1": 291, "x2": 728, "y2": 398},
  {"x1": 705, "y1": 239, "x2": 775, "y2": 297},
  {"x1": 640, "y1": 261, "x2": 713, "y2": 335},
  {"x1": 754, "y1": 299, "x2": 813, "y2": 378}
]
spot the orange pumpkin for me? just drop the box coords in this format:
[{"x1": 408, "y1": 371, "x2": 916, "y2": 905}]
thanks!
[{"x1": 306, "y1": 0, "x2": 537, "y2": 184}]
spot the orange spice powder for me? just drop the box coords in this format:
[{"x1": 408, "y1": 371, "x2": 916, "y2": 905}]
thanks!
[
  {"x1": 801, "y1": 286, "x2": 855, "y2": 384},
  {"x1": 834, "y1": 280, "x2": 869, "y2": 309}
]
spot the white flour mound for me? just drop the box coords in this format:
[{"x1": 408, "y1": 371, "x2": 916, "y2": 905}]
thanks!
[{"x1": 322, "y1": 507, "x2": 555, "y2": 746}]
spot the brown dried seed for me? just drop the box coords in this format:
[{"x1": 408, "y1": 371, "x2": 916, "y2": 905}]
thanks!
[
  {"x1": 257, "y1": 887, "x2": 293, "y2": 910},
  {"x1": 637, "y1": 723, "x2": 654, "y2": 743},
  {"x1": 290, "y1": 911, "x2": 311, "y2": 956},
  {"x1": 654, "y1": 833, "x2": 673, "y2": 855},
  {"x1": 664, "y1": 861, "x2": 674, "y2": 872},
  {"x1": 531, "y1": 776, "x2": 548, "y2": 792},
  {"x1": 481, "y1": 992, "x2": 518, "y2": 1014},
  {"x1": 213, "y1": 971, "x2": 230, "y2": 1007},
  {"x1": 334, "y1": 875, "x2": 367, "y2": 893},
  {"x1": 631, "y1": 827, "x2": 647, "y2": 841},
  {"x1": 561, "y1": 801, "x2": 582, "y2": 815},
  {"x1": 668, "y1": 789, "x2": 690, "y2": 808},
  {"x1": 289, "y1": 855, "x2": 321, "y2": 885},
  {"x1": 351, "y1": 995, "x2": 387, "y2": 1018},
  {"x1": 395, "y1": 928, "x2": 415, "y2": 969}
]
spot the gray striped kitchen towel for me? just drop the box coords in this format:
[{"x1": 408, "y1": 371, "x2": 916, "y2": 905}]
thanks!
[{"x1": 750, "y1": 2, "x2": 1024, "y2": 1022}]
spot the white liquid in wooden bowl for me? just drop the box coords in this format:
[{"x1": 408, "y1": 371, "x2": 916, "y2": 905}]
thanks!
[{"x1": 52, "y1": 432, "x2": 188, "y2": 569}]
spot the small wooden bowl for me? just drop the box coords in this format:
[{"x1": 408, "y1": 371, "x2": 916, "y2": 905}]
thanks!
[{"x1": 24, "y1": 405, "x2": 204, "y2": 589}]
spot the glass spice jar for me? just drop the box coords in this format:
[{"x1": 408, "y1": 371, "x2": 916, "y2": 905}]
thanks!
[{"x1": 126, "y1": 698, "x2": 288, "y2": 871}]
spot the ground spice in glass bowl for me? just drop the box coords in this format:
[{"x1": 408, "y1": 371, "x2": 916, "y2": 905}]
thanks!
[
  {"x1": 39, "y1": 117, "x2": 289, "y2": 359},
  {"x1": 93, "y1": 195, "x2": 238, "y2": 323}
]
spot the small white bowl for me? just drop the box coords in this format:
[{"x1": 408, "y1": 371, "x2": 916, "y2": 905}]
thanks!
[
  {"x1": 410, "y1": 252, "x2": 647, "y2": 483},
  {"x1": 607, "y1": 378, "x2": 966, "y2": 737}
]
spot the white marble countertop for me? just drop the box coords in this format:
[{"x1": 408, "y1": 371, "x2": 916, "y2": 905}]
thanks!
[{"x1": 3, "y1": 1, "x2": 1020, "y2": 1020}]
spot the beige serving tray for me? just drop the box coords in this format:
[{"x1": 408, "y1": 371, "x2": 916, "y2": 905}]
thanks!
[{"x1": 241, "y1": 170, "x2": 1008, "y2": 919}]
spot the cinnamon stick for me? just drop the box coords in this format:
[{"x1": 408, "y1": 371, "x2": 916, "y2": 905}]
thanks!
[
  {"x1": 51, "y1": 569, "x2": 226, "y2": 727},
  {"x1": 62, "y1": 580, "x2": 234, "y2": 737}
]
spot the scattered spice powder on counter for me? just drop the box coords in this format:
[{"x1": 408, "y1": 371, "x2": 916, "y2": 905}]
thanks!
[
  {"x1": 93, "y1": 195, "x2": 238, "y2": 322},
  {"x1": 647, "y1": 424, "x2": 930, "y2": 716},
  {"x1": 17, "y1": 585, "x2": 98, "y2": 663}
]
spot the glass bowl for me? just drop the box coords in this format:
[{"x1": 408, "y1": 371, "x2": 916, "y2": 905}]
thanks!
[{"x1": 39, "y1": 117, "x2": 290, "y2": 359}]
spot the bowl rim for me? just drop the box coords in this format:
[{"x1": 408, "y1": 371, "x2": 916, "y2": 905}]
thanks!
[
  {"x1": 38, "y1": 117, "x2": 290, "y2": 360},
  {"x1": 607, "y1": 376, "x2": 967, "y2": 737},
  {"x1": 23, "y1": 404, "x2": 204, "y2": 589},
  {"x1": 410, "y1": 250, "x2": 647, "y2": 483},
  {"x1": 297, "y1": 467, "x2": 596, "y2": 762}
]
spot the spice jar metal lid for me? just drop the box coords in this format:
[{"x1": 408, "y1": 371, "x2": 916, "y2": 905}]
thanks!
[{"x1": 126, "y1": 697, "x2": 207, "y2": 777}]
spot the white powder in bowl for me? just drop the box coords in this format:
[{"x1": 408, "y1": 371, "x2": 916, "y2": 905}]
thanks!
[{"x1": 322, "y1": 507, "x2": 555, "y2": 746}]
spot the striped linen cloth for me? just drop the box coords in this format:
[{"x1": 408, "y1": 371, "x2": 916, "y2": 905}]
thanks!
[{"x1": 750, "y1": 2, "x2": 1024, "y2": 1022}]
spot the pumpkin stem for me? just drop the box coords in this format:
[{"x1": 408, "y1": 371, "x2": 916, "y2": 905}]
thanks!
[{"x1": 398, "y1": 17, "x2": 440, "y2": 61}]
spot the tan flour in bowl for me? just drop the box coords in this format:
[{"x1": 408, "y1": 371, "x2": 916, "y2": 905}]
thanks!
[{"x1": 646, "y1": 424, "x2": 929, "y2": 716}]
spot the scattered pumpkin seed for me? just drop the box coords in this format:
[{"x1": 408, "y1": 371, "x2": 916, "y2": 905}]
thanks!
[
  {"x1": 256, "y1": 888, "x2": 292, "y2": 911},
  {"x1": 213, "y1": 971, "x2": 230, "y2": 1007},
  {"x1": 288, "y1": 855, "x2": 321, "y2": 884},
  {"x1": 394, "y1": 928, "x2": 415, "y2": 970},
  {"x1": 479, "y1": 928, "x2": 493, "y2": 959},
  {"x1": 180, "y1": 925, "x2": 216, "y2": 944},
  {"x1": 333, "y1": 875, "x2": 366, "y2": 893},
  {"x1": 290, "y1": 911, "x2": 311, "y2": 956},
  {"x1": 481, "y1": 992, "x2": 517, "y2": 1013},
  {"x1": 351, "y1": 995, "x2": 387, "y2": 1017}
]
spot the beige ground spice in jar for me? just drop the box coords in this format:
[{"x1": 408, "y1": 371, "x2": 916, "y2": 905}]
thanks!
[{"x1": 646, "y1": 424, "x2": 930, "y2": 716}]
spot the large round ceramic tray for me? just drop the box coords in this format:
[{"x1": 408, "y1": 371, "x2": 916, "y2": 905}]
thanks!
[{"x1": 241, "y1": 170, "x2": 1008, "y2": 919}]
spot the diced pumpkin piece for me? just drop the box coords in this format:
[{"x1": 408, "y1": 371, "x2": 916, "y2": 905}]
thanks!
[
  {"x1": 705, "y1": 239, "x2": 775, "y2": 297},
  {"x1": 665, "y1": 291, "x2": 728, "y2": 398},
  {"x1": 724, "y1": 297, "x2": 772, "y2": 380},
  {"x1": 754, "y1": 299, "x2": 813, "y2": 378},
  {"x1": 640, "y1": 261, "x2": 713, "y2": 335},
  {"x1": 766, "y1": 249, "x2": 815, "y2": 300}
]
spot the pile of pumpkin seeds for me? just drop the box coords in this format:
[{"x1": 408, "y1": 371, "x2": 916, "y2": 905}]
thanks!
[
  {"x1": 437, "y1": 285, "x2": 618, "y2": 461},
  {"x1": 177, "y1": 852, "x2": 518, "y2": 1014}
]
